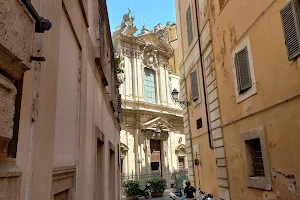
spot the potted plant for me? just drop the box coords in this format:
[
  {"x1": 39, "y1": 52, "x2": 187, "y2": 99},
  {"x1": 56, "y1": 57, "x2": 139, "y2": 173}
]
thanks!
[
  {"x1": 123, "y1": 180, "x2": 140, "y2": 200},
  {"x1": 148, "y1": 177, "x2": 167, "y2": 197}
]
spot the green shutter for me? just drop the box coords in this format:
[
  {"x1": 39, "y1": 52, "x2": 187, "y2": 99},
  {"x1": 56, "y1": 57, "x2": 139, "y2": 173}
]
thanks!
[
  {"x1": 190, "y1": 71, "x2": 199, "y2": 102},
  {"x1": 280, "y1": 0, "x2": 300, "y2": 60},
  {"x1": 186, "y1": 5, "x2": 193, "y2": 46},
  {"x1": 235, "y1": 47, "x2": 252, "y2": 93}
]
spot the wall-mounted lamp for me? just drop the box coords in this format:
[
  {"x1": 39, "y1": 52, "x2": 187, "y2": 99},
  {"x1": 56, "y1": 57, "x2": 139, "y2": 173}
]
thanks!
[{"x1": 171, "y1": 88, "x2": 190, "y2": 106}]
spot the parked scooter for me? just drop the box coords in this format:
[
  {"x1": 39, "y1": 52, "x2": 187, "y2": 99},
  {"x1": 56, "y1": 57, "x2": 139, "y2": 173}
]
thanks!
[
  {"x1": 198, "y1": 189, "x2": 214, "y2": 200},
  {"x1": 139, "y1": 183, "x2": 151, "y2": 199}
]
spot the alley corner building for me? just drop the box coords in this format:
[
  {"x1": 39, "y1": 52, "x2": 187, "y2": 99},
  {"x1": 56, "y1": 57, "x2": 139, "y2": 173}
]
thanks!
[
  {"x1": 0, "y1": 0, "x2": 121, "y2": 200},
  {"x1": 175, "y1": 0, "x2": 300, "y2": 199},
  {"x1": 113, "y1": 11, "x2": 187, "y2": 186}
]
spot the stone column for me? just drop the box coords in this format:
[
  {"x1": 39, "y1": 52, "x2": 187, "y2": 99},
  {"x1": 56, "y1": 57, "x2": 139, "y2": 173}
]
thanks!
[
  {"x1": 144, "y1": 137, "x2": 151, "y2": 174},
  {"x1": 160, "y1": 140, "x2": 167, "y2": 179},
  {"x1": 155, "y1": 68, "x2": 161, "y2": 104},
  {"x1": 134, "y1": 128, "x2": 139, "y2": 176}
]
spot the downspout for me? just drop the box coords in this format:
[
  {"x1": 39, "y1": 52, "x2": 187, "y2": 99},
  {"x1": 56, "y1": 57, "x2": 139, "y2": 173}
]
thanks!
[
  {"x1": 194, "y1": 0, "x2": 213, "y2": 149},
  {"x1": 20, "y1": 0, "x2": 52, "y2": 33}
]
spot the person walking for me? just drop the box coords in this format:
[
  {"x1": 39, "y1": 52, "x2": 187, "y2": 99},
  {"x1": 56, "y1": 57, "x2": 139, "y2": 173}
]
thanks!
[{"x1": 183, "y1": 180, "x2": 196, "y2": 200}]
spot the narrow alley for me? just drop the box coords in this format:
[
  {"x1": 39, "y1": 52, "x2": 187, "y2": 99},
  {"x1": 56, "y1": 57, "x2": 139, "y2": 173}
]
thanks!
[{"x1": 1, "y1": 0, "x2": 300, "y2": 200}]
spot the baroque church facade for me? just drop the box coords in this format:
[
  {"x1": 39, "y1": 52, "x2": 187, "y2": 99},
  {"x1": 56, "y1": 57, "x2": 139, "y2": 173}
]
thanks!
[{"x1": 113, "y1": 11, "x2": 187, "y2": 186}]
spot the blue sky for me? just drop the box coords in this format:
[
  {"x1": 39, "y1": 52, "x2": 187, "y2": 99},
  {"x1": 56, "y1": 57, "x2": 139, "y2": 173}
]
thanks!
[{"x1": 107, "y1": 0, "x2": 176, "y2": 33}]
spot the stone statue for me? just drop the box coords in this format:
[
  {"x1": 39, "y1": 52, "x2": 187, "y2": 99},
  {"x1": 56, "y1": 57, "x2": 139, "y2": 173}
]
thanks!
[{"x1": 114, "y1": 9, "x2": 137, "y2": 36}]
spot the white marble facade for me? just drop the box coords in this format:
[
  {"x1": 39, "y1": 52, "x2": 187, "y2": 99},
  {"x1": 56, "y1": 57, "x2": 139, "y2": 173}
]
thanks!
[{"x1": 114, "y1": 11, "x2": 186, "y2": 186}]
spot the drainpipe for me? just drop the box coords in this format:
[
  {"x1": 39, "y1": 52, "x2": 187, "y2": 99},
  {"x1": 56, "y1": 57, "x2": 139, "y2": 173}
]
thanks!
[
  {"x1": 194, "y1": 0, "x2": 213, "y2": 149},
  {"x1": 20, "y1": 0, "x2": 52, "y2": 33}
]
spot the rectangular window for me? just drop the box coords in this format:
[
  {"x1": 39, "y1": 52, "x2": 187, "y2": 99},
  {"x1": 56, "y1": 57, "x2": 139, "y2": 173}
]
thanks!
[
  {"x1": 240, "y1": 127, "x2": 271, "y2": 190},
  {"x1": 186, "y1": 5, "x2": 194, "y2": 46},
  {"x1": 144, "y1": 68, "x2": 156, "y2": 104},
  {"x1": 280, "y1": 0, "x2": 300, "y2": 60},
  {"x1": 234, "y1": 46, "x2": 252, "y2": 94},
  {"x1": 196, "y1": 118, "x2": 202, "y2": 129},
  {"x1": 245, "y1": 138, "x2": 265, "y2": 177},
  {"x1": 178, "y1": 157, "x2": 185, "y2": 170},
  {"x1": 151, "y1": 162, "x2": 160, "y2": 171},
  {"x1": 190, "y1": 71, "x2": 199, "y2": 102}
]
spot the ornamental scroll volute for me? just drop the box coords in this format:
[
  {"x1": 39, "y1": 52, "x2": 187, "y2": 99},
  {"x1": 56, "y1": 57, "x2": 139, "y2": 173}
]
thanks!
[{"x1": 143, "y1": 122, "x2": 170, "y2": 141}]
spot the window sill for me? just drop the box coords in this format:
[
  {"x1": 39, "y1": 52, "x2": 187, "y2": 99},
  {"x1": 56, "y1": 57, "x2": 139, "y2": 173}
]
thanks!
[
  {"x1": 247, "y1": 176, "x2": 272, "y2": 191},
  {"x1": 236, "y1": 85, "x2": 257, "y2": 104},
  {"x1": 0, "y1": 158, "x2": 21, "y2": 178},
  {"x1": 192, "y1": 98, "x2": 201, "y2": 108}
]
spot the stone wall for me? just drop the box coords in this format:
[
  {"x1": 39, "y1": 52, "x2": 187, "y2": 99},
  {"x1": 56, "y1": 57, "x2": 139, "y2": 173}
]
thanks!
[{"x1": 0, "y1": 75, "x2": 16, "y2": 154}]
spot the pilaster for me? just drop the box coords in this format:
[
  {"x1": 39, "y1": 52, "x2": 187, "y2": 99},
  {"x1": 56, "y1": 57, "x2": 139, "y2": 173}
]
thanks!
[{"x1": 202, "y1": 35, "x2": 231, "y2": 200}]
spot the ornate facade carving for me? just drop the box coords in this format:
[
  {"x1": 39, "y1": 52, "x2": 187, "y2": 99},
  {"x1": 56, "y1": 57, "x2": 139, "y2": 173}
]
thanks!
[
  {"x1": 175, "y1": 144, "x2": 186, "y2": 157},
  {"x1": 114, "y1": 12, "x2": 184, "y2": 187}
]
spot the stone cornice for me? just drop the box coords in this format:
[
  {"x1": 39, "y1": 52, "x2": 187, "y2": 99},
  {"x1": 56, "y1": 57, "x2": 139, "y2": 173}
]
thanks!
[
  {"x1": 122, "y1": 99, "x2": 182, "y2": 116},
  {"x1": 122, "y1": 109, "x2": 183, "y2": 125}
]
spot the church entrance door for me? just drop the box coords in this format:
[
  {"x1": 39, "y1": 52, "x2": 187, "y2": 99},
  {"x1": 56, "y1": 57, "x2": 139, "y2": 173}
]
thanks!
[{"x1": 150, "y1": 139, "x2": 162, "y2": 177}]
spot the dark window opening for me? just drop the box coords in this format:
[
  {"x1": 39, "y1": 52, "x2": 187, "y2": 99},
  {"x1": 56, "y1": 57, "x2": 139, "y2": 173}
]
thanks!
[
  {"x1": 178, "y1": 157, "x2": 185, "y2": 170},
  {"x1": 151, "y1": 162, "x2": 160, "y2": 171},
  {"x1": 245, "y1": 138, "x2": 265, "y2": 177},
  {"x1": 196, "y1": 118, "x2": 202, "y2": 129}
]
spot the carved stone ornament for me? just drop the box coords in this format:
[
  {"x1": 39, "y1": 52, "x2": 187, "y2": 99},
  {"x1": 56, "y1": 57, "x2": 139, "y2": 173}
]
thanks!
[
  {"x1": 143, "y1": 122, "x2": 170, "y2": 141},
  {"x1": 143, "y1": 130, "x2": 169, "y2": 141},
  {"x1": 143, "y1": 50, "x2": 158, "y2": 68},
  {"x1": 175, "y1": 144, "x2": 186, "y2": 157},
  {"x1": 114, "y1": 9, "x2": 137, "y2": 36},
  {"x1": 120, "y1": 143, "x2": 129, "y2": 159}
]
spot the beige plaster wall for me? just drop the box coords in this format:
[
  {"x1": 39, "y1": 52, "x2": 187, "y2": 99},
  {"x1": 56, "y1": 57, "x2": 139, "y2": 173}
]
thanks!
[
  {"x1": 53, "y1": 7, "x2": 80, "y2": 168},
  {"x1": 5, "y1": 0, "x2": 122, "y2": 200}
]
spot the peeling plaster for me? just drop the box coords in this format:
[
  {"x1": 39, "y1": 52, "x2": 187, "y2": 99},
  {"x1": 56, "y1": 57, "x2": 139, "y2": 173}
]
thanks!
[
  {"x1": 229, "y1": 25, "x2": 237, "y2": 47},
  {"x1": 209, "y1": 0, "x2": 216, "y2": 23},
  {"x1": 272, "y1": 168, "x2": 300, "y2": 199}
]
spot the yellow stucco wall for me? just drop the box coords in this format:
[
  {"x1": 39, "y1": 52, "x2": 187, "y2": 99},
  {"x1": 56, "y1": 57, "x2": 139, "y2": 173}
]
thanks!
[
  {"x1": 209, "y1": 0, "x2": 300, "y2": 199},
  {"x1": 167, "y1": 25, "x2": 180, "y2": 74},
  {"x1": 176, "y1": 0, "x2": 220, "y2": 195},
  {"x1": 177, "y1": 0, "x2": 300, "y2": 199}
]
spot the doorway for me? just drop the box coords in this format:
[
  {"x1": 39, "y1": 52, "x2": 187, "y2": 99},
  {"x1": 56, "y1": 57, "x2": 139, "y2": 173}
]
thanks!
[{"x1": 150, "y1": 139, "x2": 162, "y2": 176}]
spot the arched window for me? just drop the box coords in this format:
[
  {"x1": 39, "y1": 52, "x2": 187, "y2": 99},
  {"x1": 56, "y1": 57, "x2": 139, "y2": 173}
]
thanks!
[{"x1": 144, "y1": 68, "x2": 156, "y2": 103}]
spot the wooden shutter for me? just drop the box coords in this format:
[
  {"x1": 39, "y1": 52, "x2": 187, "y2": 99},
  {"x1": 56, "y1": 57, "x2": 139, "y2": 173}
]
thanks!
[
  {"x1": 280, "y1": 0, "x2": 300, "y2": 60},
  {"x1": 186, "y1": 6, "x2": 193, "y2": 46},
  {"x1": 190, "y1": 71, "x2": 199, "y2": 102},
  {"x1": 235, "y1": 47, "x2": 252, "y2": 93},
  {"x1": 117, "y1": 94, "x2": 123, "y2": 121}
]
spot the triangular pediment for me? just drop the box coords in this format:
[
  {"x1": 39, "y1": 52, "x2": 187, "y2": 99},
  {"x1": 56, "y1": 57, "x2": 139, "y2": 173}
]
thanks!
[{"x1": 141, "y1": 117, "x2": 174, "y2": 131}]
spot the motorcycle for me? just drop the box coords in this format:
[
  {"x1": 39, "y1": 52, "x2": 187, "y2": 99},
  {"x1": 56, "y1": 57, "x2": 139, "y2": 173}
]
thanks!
[
  {"x1": 139, "y1": 183, "x2": 151, "y2": 199},
  {"x1": 198, "y1": 190, "x2": 214, "y2": 200}
]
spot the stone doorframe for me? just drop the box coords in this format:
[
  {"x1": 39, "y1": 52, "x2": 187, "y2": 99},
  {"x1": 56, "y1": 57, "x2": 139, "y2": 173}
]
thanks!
[{"x1": 140, "y1": 117, "x2": 174, "y2": 183}]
